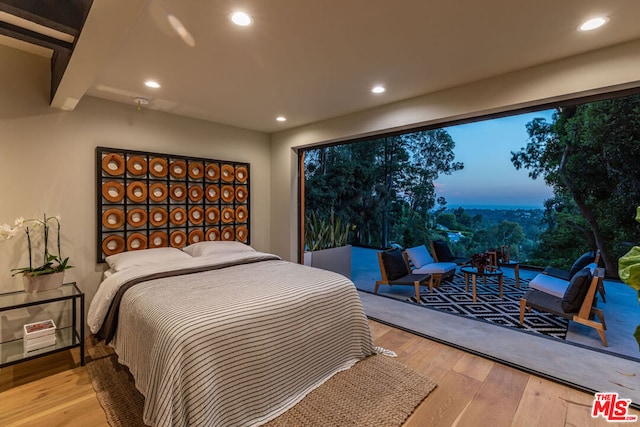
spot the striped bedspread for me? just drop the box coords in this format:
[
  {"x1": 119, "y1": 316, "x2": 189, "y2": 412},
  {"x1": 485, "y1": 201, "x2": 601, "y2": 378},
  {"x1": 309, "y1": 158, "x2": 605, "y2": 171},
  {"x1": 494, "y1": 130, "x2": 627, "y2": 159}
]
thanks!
[{"x1": 103, "y1": 258, "x2": 378, "y2": 427}]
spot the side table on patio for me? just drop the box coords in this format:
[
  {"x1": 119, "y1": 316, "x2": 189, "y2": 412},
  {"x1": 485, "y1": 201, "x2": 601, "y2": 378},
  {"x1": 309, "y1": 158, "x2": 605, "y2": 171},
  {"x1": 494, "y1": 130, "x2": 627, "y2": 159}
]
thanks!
[
  {"x1": 497, "y1": 260, "x2": 520, "y2": 288},
  {"x1": 459, "y1": 266, "x2": 504, "y2": 302}
]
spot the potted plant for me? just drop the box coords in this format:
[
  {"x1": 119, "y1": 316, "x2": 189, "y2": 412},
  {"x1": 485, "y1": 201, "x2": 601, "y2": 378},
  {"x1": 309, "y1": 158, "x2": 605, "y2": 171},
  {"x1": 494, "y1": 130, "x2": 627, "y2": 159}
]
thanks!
[
  {"x1": 470, "y1": 252, "x2": 490, "y2": 273},
  {"x1": 618, "y1": 206, "x2": 640, "y2": 351},
  {"x1": 0, "y1": 214, "x2": 73, "y2": 292},
  {"x1": 304, "y1": 210, "x2": 352, "y2": 278}
]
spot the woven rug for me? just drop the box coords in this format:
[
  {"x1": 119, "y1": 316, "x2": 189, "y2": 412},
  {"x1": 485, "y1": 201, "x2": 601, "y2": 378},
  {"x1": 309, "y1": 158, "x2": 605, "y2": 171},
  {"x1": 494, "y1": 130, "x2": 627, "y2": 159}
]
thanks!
[
  {"x1": 407, "y1": 272, "x2": 569, "y2": 339},
  {"x1": 86, "y1": 339, "x2": 436, "y2": 427}
]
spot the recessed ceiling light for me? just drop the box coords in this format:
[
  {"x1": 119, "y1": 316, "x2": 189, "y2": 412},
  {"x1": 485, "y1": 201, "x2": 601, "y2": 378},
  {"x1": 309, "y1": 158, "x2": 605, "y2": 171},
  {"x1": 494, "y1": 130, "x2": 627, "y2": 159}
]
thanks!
[
  {"x1": 578, "y1": 17, "x2": 608, "y2": 31},
  {"x1": 371, "y1": 85, "x2": 386, "y2": 94},
  {"x1": 145, "y1": 80, "x2": 161, "y2": 89},
  {"x1": 276, "y1": 116, "x2": 287, "y2": 122},
  {"x1": 231, "y1": 11, "x2": 252, "y2": 26}
]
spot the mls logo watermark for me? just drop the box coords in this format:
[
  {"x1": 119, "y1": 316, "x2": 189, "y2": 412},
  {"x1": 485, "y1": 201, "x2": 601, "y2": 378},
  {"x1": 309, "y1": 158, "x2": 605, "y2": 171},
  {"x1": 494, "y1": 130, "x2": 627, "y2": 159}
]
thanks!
[{"x1": 591, "y1": 392, "x2": 638, "y2": 422}]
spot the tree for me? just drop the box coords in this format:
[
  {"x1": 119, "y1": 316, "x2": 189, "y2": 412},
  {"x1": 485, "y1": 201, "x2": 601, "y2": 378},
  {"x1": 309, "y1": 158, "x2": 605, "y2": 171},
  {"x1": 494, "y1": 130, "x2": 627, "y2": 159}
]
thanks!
[
  {"x1": 468, "y1": 220, "x2": 525, "y2": 258},
  {"x1": 453, "y1": 207, "x2": 472, "y2": 229},
  {"x1": 436, "y1": 213, "x2": 457, "y2": 230},
  {"x1": 402, "y1": 129, "x2": 463, "y2": 215},
  {"x1": 527, "y1": 194, "x2": 594, "y2": 269},
  {"x1": 304, "y1": 129, "x2": 462, "y2": 249},
  {"x1": 511, "y1": 95, "x2": 640, "y2": 273}
]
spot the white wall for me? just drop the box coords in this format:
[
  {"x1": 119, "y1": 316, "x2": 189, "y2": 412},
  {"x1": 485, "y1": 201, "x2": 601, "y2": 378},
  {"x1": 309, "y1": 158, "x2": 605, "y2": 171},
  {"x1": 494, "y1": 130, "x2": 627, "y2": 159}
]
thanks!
[
  {"x1": 0, "y1": 46, "x2": 271, "y2": 317},
  {"x1": 270, "y1": 39, "x2": 640, "y2": 261}
]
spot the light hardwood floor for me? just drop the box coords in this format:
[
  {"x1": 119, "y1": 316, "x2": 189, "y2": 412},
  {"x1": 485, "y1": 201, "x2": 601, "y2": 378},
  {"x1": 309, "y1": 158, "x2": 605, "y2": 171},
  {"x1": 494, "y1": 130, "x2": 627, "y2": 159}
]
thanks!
[{"x1": 0, "y1": 320, "x2": 637, "y2": 427}]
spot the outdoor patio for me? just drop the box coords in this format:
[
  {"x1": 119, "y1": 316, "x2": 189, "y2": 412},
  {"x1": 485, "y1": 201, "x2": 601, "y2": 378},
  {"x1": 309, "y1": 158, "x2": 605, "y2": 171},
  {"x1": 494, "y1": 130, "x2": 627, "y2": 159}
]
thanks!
[{"x1": 351, "y1": 246, "x2": 640, "y2": 361}]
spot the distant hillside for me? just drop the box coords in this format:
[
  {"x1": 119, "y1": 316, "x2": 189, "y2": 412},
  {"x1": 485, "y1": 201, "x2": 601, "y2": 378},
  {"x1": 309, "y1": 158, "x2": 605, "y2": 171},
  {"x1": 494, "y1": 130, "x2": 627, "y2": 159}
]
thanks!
[{"x1": 437, "y1": 208, "x2": 546, "y2": 261}]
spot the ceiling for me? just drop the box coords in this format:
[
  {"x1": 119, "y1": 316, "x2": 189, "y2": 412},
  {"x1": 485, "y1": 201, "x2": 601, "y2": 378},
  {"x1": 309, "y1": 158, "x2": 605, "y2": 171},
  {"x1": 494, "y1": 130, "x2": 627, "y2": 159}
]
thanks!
[{"x1": 3, "y1": 0, "x2": 640, "y2": 133}]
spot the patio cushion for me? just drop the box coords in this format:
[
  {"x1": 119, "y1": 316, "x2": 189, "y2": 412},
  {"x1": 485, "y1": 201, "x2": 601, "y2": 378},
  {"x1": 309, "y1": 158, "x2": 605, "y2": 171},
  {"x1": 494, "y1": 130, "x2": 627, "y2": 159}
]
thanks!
[
  {"x1": 528, "y1": 273, "x2": 569, "y2": 298},
  {"x1": 405, "y1": 245, "x2": 434, "y2": 268},
  {"x1": 562, "y1": 266, "x2": 592, "y2": 312},
  {"x1": 380, "y1": 249, "x2": 409, "y2": 281},
  {"x1": 522, "y1": 289, "x2": 568, "y2": 318},
  {"x1": 413, "y1": 262, "x2": 456, "y2": 275},
  {"x1": 432, "y1": 240, "x2": 454, "y2": 262},
  {"x1": 531, "y1": 262, "x2": 598, "y2": 298},
  {"x1": 568, "y1": 251, "x2": 597, "y2": 279}
]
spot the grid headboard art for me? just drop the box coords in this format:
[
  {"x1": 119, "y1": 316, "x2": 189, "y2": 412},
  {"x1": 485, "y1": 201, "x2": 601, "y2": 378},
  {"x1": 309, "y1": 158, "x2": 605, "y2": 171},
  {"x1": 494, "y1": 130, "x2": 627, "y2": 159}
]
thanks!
[{"x1": 96, "y1": 146, "x2": 250, "y2": 262}]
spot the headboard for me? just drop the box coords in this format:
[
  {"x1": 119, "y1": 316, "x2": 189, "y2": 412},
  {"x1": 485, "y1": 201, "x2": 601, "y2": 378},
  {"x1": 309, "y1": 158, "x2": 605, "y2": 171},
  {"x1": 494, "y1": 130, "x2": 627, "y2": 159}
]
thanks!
[{"x1": 96, "y1": 146, "x2": 250, "y2": 262}]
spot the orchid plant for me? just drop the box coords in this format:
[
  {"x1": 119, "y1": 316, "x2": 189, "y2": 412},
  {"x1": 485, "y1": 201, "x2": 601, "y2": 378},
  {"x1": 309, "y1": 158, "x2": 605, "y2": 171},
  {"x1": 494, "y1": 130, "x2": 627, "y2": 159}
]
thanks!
[{"x1": 0, "y1": 214, "x2": 73, "y2": 277}]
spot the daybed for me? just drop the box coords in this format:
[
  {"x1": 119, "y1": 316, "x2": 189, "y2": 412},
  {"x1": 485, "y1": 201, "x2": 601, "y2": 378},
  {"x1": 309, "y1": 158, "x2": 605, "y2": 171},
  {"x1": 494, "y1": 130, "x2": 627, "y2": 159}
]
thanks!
[{"x1": 88, "y1": 243, "x2": 380, "y2": 427}]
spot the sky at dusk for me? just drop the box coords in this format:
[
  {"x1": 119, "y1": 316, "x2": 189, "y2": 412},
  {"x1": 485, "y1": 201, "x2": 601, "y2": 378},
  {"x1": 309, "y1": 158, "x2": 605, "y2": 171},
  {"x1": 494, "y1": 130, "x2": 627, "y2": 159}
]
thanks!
[{"x1": 434, "y1": 109, "x2": 556, "y2": 210}]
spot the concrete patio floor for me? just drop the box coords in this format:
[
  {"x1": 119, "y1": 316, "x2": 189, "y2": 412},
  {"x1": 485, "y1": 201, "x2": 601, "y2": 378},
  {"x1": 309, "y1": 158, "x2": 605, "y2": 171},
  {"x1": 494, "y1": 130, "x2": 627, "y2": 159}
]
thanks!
[
  {"x1": 359, "y1": 291, "x2": 640, "y2": 407},
  {"x1": 351, "y1": 246, "x2": 640, "y2": 361}
]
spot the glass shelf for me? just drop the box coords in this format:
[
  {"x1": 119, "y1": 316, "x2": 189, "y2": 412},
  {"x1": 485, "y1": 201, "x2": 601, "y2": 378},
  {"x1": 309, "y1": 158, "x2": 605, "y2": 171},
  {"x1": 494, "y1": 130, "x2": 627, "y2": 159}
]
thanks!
[
  {"x1": 0, "y1": 283, "x2": 82, "y2": 311},
  {"x1": 0, "y1": 282, "x2": 84, "y2": 368},
  {"x1": 0, "y1": 327, "x2": 79, "y2": 366}
]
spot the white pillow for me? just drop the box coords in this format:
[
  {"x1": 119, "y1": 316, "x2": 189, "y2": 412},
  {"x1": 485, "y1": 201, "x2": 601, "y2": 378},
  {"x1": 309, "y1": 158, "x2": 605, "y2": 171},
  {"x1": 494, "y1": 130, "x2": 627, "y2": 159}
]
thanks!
[
  {"x1": 105, "y1": 247, "x2": 192, "y2": 272},
  {"x1": 182, "y1": 241, "x2": 256, "y2": 257},
  {"x1": 405, "y1": 245, "x2": 434, "y2": 268}
]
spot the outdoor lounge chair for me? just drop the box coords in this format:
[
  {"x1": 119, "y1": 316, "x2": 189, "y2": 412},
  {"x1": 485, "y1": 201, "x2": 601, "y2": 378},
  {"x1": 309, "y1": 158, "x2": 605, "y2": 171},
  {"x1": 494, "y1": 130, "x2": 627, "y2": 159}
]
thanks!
[
  {"x1": 520, "y1": 266, "x2": 608, "y2": 346},
  {"x1": 429, "y1": 239, "x2": 471, "y2": 265},
  {"x1": 403, "y1": 245, "x2": 456, "y2": 289},
  {"x1": 375, "y1": 248, "x2": 433, "y2": 301},
  {"x1": 542, "y1": 250, "x2": 600, "y2": 281},
  {"x1": 529, "y1": 250, "x2": 605, "y2": 301}
]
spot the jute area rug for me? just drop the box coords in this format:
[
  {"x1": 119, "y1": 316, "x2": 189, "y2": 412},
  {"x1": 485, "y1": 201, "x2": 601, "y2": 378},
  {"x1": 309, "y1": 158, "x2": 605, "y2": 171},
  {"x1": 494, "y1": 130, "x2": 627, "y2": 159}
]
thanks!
[{"x1": 86, "y1": 339, "x2": 437, "y2": 427}]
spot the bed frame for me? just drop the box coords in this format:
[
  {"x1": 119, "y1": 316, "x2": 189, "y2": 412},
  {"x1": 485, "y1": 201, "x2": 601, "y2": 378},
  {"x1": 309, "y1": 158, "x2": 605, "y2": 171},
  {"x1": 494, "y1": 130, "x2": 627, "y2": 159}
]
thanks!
[{"x1": 96, "y1": 146, "x2": 250, "y2": 262}]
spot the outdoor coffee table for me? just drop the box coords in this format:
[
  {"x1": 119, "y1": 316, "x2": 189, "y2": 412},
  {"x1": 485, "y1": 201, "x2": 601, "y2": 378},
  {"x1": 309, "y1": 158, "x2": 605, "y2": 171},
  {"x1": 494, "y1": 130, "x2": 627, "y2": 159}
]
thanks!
[{"x1": 459, "y1": 266, "x2": 504, "y2": 302}]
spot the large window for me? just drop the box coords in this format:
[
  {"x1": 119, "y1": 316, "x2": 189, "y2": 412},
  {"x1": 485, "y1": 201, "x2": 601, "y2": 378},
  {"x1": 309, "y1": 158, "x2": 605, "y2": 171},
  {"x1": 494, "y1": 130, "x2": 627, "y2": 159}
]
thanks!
[{"x1": 301, "y1": 93, "x2": 640, "y2": 272}]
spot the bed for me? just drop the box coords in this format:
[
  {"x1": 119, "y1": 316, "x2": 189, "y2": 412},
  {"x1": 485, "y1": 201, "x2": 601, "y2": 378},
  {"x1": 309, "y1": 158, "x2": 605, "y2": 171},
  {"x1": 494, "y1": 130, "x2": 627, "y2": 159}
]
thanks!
[{"x1": 88, "y1": 242, "x2": 381, "y2": 427}]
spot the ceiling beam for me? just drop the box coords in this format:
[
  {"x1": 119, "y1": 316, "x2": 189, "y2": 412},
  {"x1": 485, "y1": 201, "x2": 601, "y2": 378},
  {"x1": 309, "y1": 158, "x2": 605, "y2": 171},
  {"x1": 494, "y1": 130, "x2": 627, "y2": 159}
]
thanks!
[
  {"x1": 0, "y1": 0, "x2": 91, "y2": 35},
  {"x1": 0, "y1": 21, "x2": 72, "y2": 52},
  {"x1": 51, "y1": 0, "x2": 148, "y2": 111},
  {"x1": 0, "y1": 0, "x2": 93, "y2": 102}
]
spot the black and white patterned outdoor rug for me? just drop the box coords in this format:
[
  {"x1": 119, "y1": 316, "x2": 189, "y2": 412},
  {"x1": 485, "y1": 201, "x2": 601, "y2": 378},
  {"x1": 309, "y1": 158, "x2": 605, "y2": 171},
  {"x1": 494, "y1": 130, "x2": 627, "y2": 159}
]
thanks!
[{"x1": 407, "y1": 272, "x2": 569, "y2": 340}]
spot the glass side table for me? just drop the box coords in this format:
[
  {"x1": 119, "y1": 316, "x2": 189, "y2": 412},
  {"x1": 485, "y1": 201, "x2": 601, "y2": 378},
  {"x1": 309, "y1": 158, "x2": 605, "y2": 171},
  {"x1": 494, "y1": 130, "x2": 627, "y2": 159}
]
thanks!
[{"x1": 0, "y1": 282, "x2": 84, "y2": 368}]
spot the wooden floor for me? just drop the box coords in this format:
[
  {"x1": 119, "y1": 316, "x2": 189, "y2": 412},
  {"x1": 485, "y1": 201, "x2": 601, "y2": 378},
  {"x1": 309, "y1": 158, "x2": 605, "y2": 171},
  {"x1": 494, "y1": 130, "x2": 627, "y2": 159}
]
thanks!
[{"x1": 0, "y1": 320, "x2": 637, "y2": 427}]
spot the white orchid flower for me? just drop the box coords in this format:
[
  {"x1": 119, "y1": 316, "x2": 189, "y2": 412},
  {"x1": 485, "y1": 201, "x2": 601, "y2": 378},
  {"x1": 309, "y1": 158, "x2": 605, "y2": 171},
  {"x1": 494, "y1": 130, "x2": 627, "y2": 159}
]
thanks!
[
  {"x1": 0, "y1": 223, "x2": 15, "y2": 240},
  {"x1": 8, "y1": 213, "x2": 72, "y2": 276}
]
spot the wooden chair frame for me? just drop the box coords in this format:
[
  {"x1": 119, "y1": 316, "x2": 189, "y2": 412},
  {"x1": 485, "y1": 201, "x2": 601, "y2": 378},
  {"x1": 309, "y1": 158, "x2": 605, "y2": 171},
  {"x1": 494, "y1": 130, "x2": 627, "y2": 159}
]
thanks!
[
  {"x1": 520, "y1": 268, "x2": 608, "y2": 346},
  {"x1": 375, "y1": 252, "x2": 433, "y2": 301}
]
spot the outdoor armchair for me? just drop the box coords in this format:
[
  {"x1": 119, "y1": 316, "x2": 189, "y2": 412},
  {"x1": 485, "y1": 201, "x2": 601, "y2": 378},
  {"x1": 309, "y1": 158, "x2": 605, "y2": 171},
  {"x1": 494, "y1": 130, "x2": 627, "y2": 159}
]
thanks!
[
  {"x1": 530, "y1": 250, "x2": 605, "y2": 301},
  {"x1": 403, "y1": 245, "x2": 456, "y2": 289},
  {"x1": 429, "y1": 240, "x2": 471, "y2": 265},
  {"x1": 520, "y1": 266, "x2": 607, "y2": 346},
  {"x1": 375, "y1": 248, "x2": 433, "y2": 301}
]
